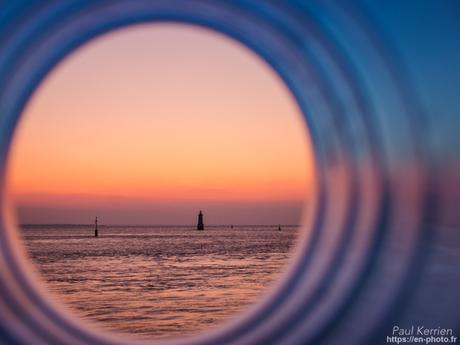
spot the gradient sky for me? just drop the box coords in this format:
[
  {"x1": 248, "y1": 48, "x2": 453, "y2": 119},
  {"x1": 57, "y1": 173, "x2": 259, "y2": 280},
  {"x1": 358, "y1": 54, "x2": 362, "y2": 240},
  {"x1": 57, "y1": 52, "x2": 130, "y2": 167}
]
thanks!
[{"x1": 7, "y1": 23, "x2": 314, "y2": 225}]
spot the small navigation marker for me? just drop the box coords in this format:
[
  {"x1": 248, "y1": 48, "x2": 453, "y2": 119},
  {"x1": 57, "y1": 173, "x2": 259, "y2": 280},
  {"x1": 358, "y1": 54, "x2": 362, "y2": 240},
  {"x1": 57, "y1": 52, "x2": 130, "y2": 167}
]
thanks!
[
  {"x1": 278, "y1": 225, "x2": 282, "y2": 231},
  {"x1": 197, "y1": 210, "x2": 204, "y2": 231},
  {"x1": 95, "y1": 216, "x2": 99, "y2": 237}
]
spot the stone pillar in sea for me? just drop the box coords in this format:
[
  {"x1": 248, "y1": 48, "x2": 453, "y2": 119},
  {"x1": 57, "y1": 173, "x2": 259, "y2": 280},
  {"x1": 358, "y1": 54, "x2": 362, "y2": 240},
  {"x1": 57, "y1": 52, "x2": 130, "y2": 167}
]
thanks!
[{"x1": 197, "y1": 210, "x2": 204, "y2": 230}]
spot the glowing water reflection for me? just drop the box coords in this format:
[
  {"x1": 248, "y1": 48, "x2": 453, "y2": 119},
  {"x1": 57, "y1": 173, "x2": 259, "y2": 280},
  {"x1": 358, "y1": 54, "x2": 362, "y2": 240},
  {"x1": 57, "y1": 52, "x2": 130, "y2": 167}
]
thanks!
[{"x1": 22, "y1": 225, "x2": 297, "y2": 338}]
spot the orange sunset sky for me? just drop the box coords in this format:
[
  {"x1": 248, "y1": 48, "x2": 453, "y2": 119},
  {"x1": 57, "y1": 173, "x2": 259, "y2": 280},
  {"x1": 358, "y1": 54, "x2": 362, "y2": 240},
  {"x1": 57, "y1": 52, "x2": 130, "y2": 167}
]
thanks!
[{"x1": 7, "y1": 23, "x2": 314, "y2": 225}]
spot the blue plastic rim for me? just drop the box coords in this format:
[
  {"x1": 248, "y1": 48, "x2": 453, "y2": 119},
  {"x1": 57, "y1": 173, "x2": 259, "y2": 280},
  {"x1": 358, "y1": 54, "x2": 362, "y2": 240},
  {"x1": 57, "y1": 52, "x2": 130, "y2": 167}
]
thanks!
[{"x1": 0, "y1": 1, "x2": 445, "y2": 345}]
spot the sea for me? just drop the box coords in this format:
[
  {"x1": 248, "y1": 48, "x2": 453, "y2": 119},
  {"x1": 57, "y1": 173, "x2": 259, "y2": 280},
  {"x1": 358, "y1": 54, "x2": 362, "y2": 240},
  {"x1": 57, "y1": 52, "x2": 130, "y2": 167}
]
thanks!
[{"x1": 21, "y1": 225, "x2": 298, "y2": 339}]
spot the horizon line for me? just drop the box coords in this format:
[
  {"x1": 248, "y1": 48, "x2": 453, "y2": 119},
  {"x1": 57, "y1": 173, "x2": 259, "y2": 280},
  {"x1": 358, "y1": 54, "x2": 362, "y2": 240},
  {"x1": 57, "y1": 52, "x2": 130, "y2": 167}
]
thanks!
[{"x1": 19, "y1": 223, "x2": 301, "y2": 228}]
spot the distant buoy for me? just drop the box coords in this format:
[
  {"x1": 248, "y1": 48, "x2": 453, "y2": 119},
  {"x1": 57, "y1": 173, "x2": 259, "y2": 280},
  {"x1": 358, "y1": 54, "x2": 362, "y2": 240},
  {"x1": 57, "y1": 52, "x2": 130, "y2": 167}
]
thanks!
[
  {"x1": 94, "y1": 216, "x2": 98, "y2": 237},
  {"x1": 278, "y1": 225, "x2": 281, "y2": 231}
]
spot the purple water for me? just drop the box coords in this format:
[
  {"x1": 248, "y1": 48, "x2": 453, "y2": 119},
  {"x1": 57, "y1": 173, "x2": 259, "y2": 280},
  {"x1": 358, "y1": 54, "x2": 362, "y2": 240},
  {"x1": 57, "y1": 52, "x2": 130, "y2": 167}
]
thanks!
[{"x1": 21, "y1": 225, "x2": 298, "y2": 338}]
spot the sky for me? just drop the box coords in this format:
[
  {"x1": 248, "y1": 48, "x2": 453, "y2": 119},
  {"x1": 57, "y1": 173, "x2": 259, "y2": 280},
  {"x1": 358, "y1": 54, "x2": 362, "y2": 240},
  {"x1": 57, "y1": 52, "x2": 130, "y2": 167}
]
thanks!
[{"x1": 6, "y1": 23, "x2": 314, "y2": 226}]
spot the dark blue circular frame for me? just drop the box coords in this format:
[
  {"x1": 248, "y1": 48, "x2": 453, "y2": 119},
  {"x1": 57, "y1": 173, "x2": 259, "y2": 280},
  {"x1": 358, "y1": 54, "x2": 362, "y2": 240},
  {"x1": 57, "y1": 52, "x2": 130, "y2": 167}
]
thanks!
[{"x1": 0, "y1": 2, "x2": 432, "y2": 345}]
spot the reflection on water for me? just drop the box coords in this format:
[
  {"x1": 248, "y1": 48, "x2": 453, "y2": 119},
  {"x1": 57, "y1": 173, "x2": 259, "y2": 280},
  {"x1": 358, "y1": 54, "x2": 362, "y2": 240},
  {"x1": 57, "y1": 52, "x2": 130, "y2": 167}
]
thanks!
[{"x1": 22, "y1": 225, "x2": 297, "y2": 338}]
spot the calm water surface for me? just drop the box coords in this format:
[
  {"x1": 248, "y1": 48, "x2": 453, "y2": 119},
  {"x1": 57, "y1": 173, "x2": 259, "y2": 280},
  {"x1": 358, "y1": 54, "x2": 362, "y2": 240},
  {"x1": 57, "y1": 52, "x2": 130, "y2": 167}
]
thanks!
[{"x1": 22, "y1": 225, "x2": 298, "y2": 338}]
